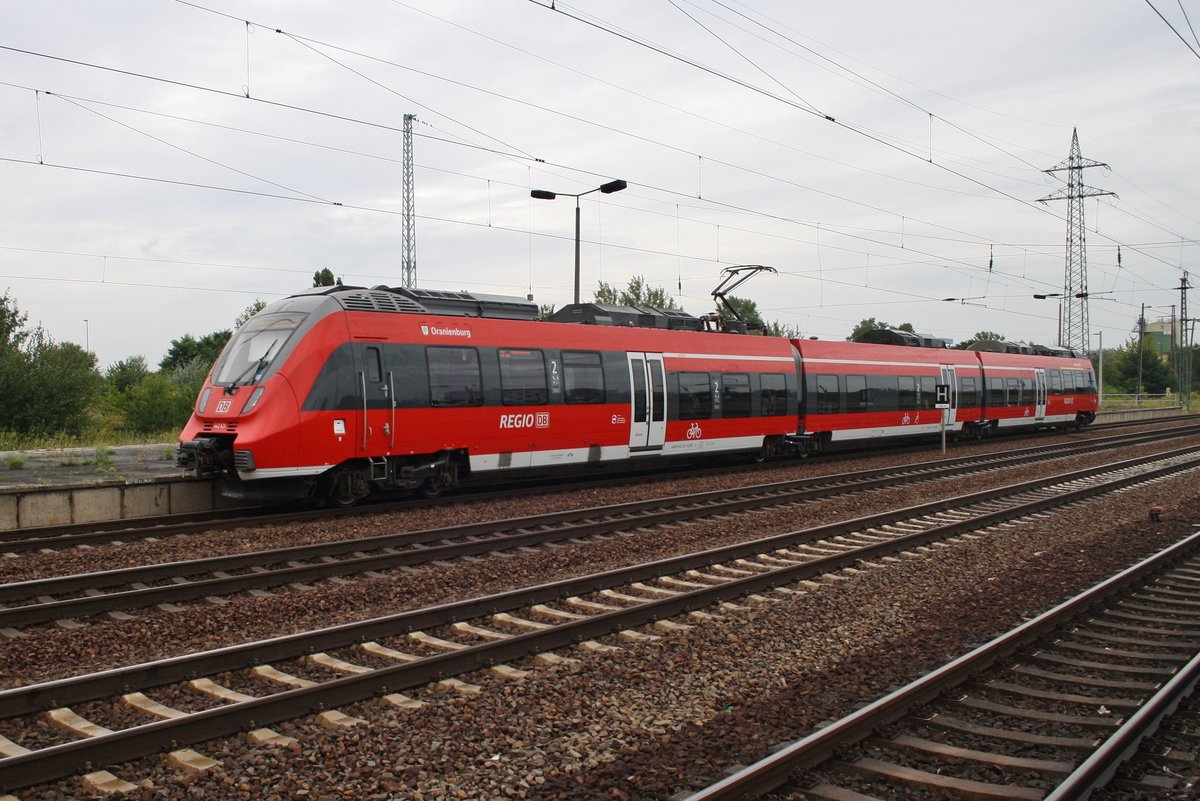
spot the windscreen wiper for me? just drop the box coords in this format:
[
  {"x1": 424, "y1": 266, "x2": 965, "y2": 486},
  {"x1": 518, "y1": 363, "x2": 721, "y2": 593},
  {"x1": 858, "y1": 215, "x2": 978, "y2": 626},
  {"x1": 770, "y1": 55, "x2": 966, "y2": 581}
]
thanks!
[{"x1": 224, "y1": 342, "x2": 276, "y2": 395}]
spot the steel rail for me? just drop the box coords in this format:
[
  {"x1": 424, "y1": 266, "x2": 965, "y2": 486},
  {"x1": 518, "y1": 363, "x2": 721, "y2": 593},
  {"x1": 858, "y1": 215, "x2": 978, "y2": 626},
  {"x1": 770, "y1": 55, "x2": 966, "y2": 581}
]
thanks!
[
  {"x1": 1044, "y1": 650, "x2": 1200, "y2": 800},
  {"x1": 2, "y1": 429, "x2": 1193, "y2": 628},
  {"x1": 680, "y1": 531, "x2": 1200, "y2": 801},
  {"x1": 2, "y1": 420, "x2": 1194, "y2": 553},
  {"x1": 0, "y1": 453, "x2": 1197, "y2": 792},
  {"x1": 2, "y1": 446, "x2": 1196, "y2": 717}
]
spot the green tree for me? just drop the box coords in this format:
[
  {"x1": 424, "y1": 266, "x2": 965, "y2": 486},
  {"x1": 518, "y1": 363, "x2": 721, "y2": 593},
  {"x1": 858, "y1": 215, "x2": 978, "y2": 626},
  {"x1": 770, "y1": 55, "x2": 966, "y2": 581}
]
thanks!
[
  {"x1": 123, "y1": 373, "x2": 184, "y2": 434},
  {"x1": 313, "y1": 268, "x2": 343, "y2": 287},
  {"x1": 160, "y1": 330, "x2": 230, "y2": 373},
  {"x1": 538, "y1": 304, "x2": 556, "y2": 321},
  {"x1": 1111, "y1": 336, "x2": 1178, "y2": 394},
  {"x1": 105, "y1": 356, "x2": 150, "y2": 394},
  {"x1": 0, "y1": 292, "x2": 102, "y2": 436},
  {"x1": 235, "y1": 300, "x2": 267, "y2": 328},
  {"x1": 594, "y1": 275, "x2": 678, "y2": 309},
  {"x1": 953, "y1": 330, "x2": 1006, "y2": 349},
  {"x1": 722, "y1": 296, "x2": 766, "y2": 331}
]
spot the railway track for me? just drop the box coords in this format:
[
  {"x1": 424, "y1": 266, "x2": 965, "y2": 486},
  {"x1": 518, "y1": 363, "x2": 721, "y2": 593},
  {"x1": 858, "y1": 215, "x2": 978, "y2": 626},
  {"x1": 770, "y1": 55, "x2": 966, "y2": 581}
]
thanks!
[
  {"x1": 683, "y1": 531, "x2": 1200, "y2": 801},
  {"x1": 2, "y1": 429, "x2": 1197, "y2": 630},
  {"x1": 0, "y1": 444, "x2": 1197, "y2": 793},
  {"x1": 4, "y1": 417, "x2": 1193, "y2": 553}
]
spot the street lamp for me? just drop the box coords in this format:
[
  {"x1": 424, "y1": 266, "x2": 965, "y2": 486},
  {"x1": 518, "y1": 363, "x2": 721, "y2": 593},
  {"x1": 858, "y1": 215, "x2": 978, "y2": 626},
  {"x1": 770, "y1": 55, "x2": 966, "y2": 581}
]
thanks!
[
  {"x1": 1032, "y1": 293, "x2": 1064, "y2": 347},
  {"x1": 1093, "y1": 330, "x2": 1103, "y2": 408},
  {"x1": 531, "y1": 179, "x2": 628, "y2": 305}
]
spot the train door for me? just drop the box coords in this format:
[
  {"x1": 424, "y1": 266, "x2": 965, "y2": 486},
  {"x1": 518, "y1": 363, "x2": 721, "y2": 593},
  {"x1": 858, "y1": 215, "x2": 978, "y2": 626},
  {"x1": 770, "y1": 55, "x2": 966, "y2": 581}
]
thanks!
[
  {"x1": 939, "y1": 365, "x2": 958, "y2": 427},
  {"x1": 627, "y1": 353, "x2": 666, "y2": 451},
  {"x1": 1034, "y1": 368, "x2": 1047, "y2": 421},
  {"x1": 356, "y1": 344, "x2": 396, "y2": 459}
]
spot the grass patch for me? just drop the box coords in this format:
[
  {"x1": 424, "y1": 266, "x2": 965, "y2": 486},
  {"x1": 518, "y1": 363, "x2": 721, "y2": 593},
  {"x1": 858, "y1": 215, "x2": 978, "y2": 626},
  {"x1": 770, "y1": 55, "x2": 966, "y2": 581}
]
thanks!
[
  {"x1": 5, "y1": 455, "x2": 26, "y2": 470},
  {"x1": 0, "y1": 429, "x2": 178, "y2": 451}
]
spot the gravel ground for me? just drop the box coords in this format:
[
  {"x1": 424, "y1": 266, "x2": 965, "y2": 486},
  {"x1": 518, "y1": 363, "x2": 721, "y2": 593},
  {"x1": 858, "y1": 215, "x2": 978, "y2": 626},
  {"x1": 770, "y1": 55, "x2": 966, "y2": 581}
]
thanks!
[{"x1": 6, "y1": 432, "x2": 1200, "y2": 800}]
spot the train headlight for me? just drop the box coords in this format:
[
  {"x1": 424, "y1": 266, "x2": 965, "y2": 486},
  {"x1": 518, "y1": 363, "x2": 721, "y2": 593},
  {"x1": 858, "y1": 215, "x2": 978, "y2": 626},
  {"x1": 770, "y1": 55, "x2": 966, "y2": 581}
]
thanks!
[
  {"x1": 241, "y1": 386, "x2": 266, "y2": 414},
  {"x1": 196, "y1": 388, "x2": 212, "y2": 414}
]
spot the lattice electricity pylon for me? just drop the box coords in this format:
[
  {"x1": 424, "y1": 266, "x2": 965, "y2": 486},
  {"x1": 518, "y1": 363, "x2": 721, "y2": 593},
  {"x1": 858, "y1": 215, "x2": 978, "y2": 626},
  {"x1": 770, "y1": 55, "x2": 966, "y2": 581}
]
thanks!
[
  {"x1": 1037, "y1": 128, "x2": 1115, "y2": 355},
  {"x1": 402, "y1": 113, "x2": 417, "y2": 289}
]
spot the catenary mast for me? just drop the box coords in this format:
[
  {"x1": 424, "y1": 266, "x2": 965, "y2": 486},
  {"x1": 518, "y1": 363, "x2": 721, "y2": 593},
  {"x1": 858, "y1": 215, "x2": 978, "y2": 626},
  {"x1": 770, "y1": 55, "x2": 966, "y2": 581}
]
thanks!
[
  {"x1": 402, "y1": 114, "x2": 417, "y2": 289},
  {"x1": 1037, "y1": 129, "x2": 1115, "y2": 355}
]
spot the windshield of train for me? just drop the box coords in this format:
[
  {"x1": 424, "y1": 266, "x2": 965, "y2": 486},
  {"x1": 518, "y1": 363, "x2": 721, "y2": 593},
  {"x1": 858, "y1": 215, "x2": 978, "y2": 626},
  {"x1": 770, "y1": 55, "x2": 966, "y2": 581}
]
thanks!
[{"x1": 214, "y1": 312, "x2": 307, "y2": 387}]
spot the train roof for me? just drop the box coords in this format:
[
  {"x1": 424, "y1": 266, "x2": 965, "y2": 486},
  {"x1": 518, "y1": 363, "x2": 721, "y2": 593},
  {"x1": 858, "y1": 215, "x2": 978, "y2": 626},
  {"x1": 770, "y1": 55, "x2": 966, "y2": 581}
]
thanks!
[
  {"x1": 287, "y1": 285, "x2": 720, "y2": 332},
  {"x1": 288, "y1": 285, "x2": 541, "y2": 320}
]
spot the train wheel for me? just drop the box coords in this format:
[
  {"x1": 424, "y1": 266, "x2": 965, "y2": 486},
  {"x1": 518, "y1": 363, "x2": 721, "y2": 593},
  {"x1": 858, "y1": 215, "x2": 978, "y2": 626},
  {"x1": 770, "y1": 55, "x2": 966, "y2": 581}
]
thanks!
[
  {"x1": 419, "y1": 477, "x2": 444, "y2": 499},
  {"x1": 326, "y1": 468, "x2": 368, "y2": 507}
]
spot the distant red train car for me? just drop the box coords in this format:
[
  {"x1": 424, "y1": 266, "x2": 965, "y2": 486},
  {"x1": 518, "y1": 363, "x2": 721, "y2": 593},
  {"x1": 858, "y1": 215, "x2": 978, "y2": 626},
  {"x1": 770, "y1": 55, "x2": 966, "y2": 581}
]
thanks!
[
  {"x1": 178, "y1": 286, "x2": 1097, "y2": 503},
  {"x1": 791, "y1": 335, "x2": 1097, "y2": 449}
]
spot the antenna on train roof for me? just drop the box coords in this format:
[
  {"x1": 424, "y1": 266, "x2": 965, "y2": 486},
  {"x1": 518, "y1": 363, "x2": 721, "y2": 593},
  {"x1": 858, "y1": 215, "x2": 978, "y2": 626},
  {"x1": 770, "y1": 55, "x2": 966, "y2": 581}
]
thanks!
[{"x1": 708, "y1": 264, "x2": 777, "y2": 333}]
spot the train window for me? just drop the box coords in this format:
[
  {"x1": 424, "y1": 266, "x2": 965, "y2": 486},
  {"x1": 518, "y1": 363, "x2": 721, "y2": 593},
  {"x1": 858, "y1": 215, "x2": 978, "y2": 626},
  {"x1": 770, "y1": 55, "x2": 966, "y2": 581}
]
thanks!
[
  {"x1": 868, "y1": 376, "x2": 898, "y2": 412},
  {"x1": 1020, "y1": 377, "x2": 1034, "y2": 404},
  {"x1": 649, "y1": 362, "x2": 665, "y2": 422},
  {"x1": 760, "y1": 374, "x2": 787, "y2": 416},
  {"x1": 427, "y1": 347, "x2": 483, "y2": 407},
  {"x1": 678, "y1": 372, "x2": 711, "y2": 420},
  {"x1": 562, "y1": 351, "x2": 605, "y2": 404},
  {"x1": 721, "y1": 374, "x2": 751, "y2": 417},
  {"x1": 1005, "y1": 377, "x2": 1021, "y2": 406},
  {"x1": 958, "y1": 377, "x2": 978, "y2": 408},
  {"x1": 1083, "y1": 370, "x2": 1096, "y2": 393},
  {"x1": 1049, "y1": 370, "x2": 1063, "y2": 395},
  {"x1": 815, "y1": 374, "x2": 840, "y2": 414},
  {"x1": 215, "y1": 311, "x2": 306, "y2": 386},
  {"x1": 898, "y1": 376, "x2": 916, "y2": 410},
  {"x1": 846, "y1": 375, "x2": 867, "y2": 412},
  {"x1": 631, "y1": 359, "x2": 648, "y2": 422},
  {"x1": 987, "y1": 377, "x2": 1004, "y2": 407},
  {"x1": 919, "y1": 376, "x2": 937, "y2": 409},
  {"x1": 499, "y1": 349, "x2": 548, "y2": 405}
]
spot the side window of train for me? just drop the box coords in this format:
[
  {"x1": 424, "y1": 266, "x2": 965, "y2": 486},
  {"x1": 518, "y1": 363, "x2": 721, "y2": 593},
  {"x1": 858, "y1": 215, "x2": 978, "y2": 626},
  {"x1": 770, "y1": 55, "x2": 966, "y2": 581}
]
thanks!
[
  {"x1": 498, "y1": 349, "x2": 548, "y2": 405},
  {"x1": 426, "y1": 347, "x2": 483, "y2": 407},
  {"x1": 987, "y1": 377, "x2": 1004, "y2": 407},
  {"x1": 721, "y1": 373, "x2": 751, "y2": 417},
  {"x1": 562, "y1": 351, "x2": 606, "y2": 404},
  {"x1": 845, "y1": 375, "x2": 867, "y2": 412},
  {"x1": 918, "y1": 376, "x2": 937, "y2": 409},
  {"x1": 1006, "y1": 377, "x2": 1021, "y2": 406},
  {"x1": 760, "y1": 374, "x2": 787, "y2": 416},
  {"x1": 1049, "y1": 369, "x2": 1063, "y2": 395},
  {"x1": 815, "y1": 374, "x2": 840, "y2": 414},
  {"x1": 898, "y1": 376, "x2": 917, "y2": 410},
  {"x1": 678, "y1": 372, "x2": 711, "y2": 420},
  {"x1": 958, "y1": 377, "x2": 978, "y2": 408}
]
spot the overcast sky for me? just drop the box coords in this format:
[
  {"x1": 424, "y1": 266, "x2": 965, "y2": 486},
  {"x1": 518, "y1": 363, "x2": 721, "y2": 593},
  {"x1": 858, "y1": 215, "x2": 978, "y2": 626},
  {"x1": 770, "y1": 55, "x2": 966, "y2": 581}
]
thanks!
[{"x1": 1, "y1": 0, "x2": 1197, "y2": 368}]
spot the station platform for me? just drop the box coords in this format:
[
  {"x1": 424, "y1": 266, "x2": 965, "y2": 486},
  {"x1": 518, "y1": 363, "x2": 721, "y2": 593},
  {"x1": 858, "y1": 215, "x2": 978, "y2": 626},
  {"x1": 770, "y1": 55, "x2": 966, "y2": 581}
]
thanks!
[{"x1": 0, "y1": 444, "x2": 230, "y2": 531}]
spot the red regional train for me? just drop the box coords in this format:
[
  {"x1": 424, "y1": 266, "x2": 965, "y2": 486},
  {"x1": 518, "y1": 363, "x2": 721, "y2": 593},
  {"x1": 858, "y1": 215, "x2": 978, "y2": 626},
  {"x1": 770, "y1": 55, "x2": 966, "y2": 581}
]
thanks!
[{"x1": 178, "y1": 285, "x2": 1097, "y2": 504}]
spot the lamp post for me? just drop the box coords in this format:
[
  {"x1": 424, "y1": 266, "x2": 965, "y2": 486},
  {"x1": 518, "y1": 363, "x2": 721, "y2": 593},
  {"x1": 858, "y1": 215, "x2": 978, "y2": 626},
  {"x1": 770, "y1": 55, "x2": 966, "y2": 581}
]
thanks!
[
  {"x1": 1093, "y1": 330, "x2": 1103, "y2": 408},
  {"x1": 531, "y1": 179, "x2": 627, "y2": 305},
  {"x1": 84, "y1": 319, "x2": 89, "y2": 353},
  {"x1": 1033, "y1": 292, "x2": 1064, "y2": 346}
]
